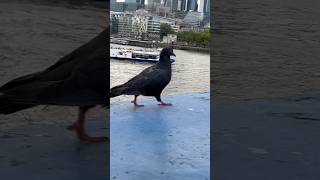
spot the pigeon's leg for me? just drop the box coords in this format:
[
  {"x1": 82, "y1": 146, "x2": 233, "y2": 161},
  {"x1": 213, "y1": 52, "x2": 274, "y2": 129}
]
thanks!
[
  {"x1": 155, "y1": 95, "x2": 172, "y2": 106},
  {"x1": 68, "y1": 106, "x2": 108, "y2": 142},
  {"x1": 131, "y1": 95, "x2": 144, "y2": 107}
]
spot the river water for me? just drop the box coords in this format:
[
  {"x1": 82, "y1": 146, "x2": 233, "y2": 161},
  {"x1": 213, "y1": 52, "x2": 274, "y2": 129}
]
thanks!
[
  {"x1": 110, "y1": 44, "x2": 210, "y2": 103},
  {"x1": 0, "y1": 0, "x2": 106, "y2": 129},
  {"x1": 213, "y1": 0, "x2": 320, "y2": 103}
]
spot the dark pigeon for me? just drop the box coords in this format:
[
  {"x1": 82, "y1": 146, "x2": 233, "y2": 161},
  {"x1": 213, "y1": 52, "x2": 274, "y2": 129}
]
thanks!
[
  {"x1": 0, "y1": 29, "x2": 108, "y2": 142},
  {"x1": 110, "y1": 47, "x2": 175, "y2": 107}
]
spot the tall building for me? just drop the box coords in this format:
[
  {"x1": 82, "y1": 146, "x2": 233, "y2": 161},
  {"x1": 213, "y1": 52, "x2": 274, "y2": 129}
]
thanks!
[
  {"x1": 204, "y1": 0, "x2": 210, "y2": 13},
  {"x1": 197, "y1": 0, "x2": 204, "y2": 12},
  {"x1": 184, "y1": 0, "x2": 188, "y2": 11},
  {"x1": 136, "y1": 0, "x2": 145, "y2": 9},
  {"x1": 170, "y1": 0, "x2": 178, "y2": 11},
  {"x1": 177, "y1": 0, "x2": 182, "y2": 10},
  {"x1": 188, "y1": 0, "x2": 197, "y2": 11},
  {"x1": 111, "y1": 0, "x2": 127, "y2": 12}
]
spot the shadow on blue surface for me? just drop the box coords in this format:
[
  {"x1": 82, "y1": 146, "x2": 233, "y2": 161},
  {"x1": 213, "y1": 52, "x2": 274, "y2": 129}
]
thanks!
[
  {"x1": 214, "y1": 94, "x2": 320, "y2": 180},
  {"x1": 111, "y1": 93, "x2": 210, "y2": 180},
  {"x1": 0, "y1": 119, "x2": 107, "y2": 180}
]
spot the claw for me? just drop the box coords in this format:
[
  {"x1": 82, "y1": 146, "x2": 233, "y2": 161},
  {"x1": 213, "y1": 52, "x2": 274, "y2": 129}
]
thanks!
[{"x1": 158, "y1": 101, "x2": 172, "y2": 106}]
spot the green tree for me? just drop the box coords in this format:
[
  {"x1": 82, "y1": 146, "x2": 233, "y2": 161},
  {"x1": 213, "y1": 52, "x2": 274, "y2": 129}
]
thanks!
[
  {"x1": 159, "y1": 23, "x2": 175, "y2": 40},
  {"x1": 177, "y1": 30, "x2": 210, "y2": 47}
]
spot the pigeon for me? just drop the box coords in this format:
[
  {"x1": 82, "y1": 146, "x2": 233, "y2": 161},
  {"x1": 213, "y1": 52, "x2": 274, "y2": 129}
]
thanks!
[
  {"x1": 110, "y1": 47, "x2": 175, "y2": 107},
  {"x1": 0, "y1": 28, "x2": 108, "y2": 142}
]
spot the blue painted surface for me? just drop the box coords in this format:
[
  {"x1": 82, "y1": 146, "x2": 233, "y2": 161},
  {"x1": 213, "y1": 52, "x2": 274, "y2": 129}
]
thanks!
[{"x1": 111, "y1": 93, "x2": 210, "y2": 180}]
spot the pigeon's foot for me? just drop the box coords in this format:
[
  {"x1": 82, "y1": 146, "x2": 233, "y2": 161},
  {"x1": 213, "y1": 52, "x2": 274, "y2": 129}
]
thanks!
[
  {"x1": 158, "y1": 101, "x2": 172, "y2": 106},
  {"x1": 67, "y1": 123, "x2": 108, "y2": 142},
  {"x1": 131, "y1": 100, "x2": 144, "y2": 107}
]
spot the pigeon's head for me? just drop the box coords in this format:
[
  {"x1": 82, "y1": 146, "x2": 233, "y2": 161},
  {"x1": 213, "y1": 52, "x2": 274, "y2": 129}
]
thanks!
[
  {"x1": 160, "y1": 47, "x2": 175, "y2": 57},
  {"x1": 159, "y1": 47, "x2": 175, "y2": 64}
]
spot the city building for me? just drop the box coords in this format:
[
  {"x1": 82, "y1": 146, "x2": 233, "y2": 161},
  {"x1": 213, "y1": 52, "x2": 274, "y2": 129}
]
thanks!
[
  {"x1": 147, "y1": 16, "x2": 180, "y2": 34},
  {"x1": 183, "y1": 11, "x2": 203, "y2": 27},
  {"x1": 111, "y1": 0, "x2": 127, "y2": 12},
  {"x1": 111, "y1": 0, "x2": 146, "y2": 12},
  {"x1": 117, "y1": 13, "x2": 134, "y2": 36},
  {"x1": 111, "y1": 10, "x2": 180, "y2": 40}
]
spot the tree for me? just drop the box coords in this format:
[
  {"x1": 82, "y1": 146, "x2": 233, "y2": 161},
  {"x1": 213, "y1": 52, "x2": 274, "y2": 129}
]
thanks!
[
  {"x1": 159, "y1": 23, "x2": 175, "y2": 40},
  {"x1": 177, "y1": 30, "x2": 210, "y2": 47}
]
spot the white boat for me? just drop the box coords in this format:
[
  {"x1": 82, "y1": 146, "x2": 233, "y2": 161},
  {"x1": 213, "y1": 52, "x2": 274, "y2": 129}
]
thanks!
[
  {"x1": 110, "y1": 39, "x2": 129, "y2": 45},
  {"x1": 110, "y1": 48, "x2": 175, "y2": 63}
]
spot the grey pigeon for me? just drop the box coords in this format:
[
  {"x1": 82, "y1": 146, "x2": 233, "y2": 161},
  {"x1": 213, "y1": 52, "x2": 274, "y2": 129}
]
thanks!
[
  {"x1": 110, "y1": 47, "x2": 175, "y2": 107},
  {"x1": 0, "y1": 29, "x2": 108, "y2": 142}
]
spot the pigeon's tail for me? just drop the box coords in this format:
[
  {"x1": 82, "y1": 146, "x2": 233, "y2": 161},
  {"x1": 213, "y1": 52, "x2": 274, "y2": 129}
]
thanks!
[
  {"x1": 0, "y1": 95, "x2": 35, "y2": 114},
  {"x1": 110, "y1": 85, "x2": 126, "y2": 98}
]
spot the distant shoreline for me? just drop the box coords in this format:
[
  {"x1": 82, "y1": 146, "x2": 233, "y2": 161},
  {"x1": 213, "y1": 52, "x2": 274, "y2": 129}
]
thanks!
[
  {"x1": 110, "y1": 37, "x2": 210, "y2": 53},
  {"x1": 159, "y1": 43, "x2": 210, "y2": 53}
]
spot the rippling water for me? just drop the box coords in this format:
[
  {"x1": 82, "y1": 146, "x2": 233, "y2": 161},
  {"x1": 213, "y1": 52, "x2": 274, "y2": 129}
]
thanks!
[
  {"x1": 213, "y1": 0, "x2": 320, "y2": 103},
  {"x1": 110, "y1": 45, "x2": 210, "y2": 102}
]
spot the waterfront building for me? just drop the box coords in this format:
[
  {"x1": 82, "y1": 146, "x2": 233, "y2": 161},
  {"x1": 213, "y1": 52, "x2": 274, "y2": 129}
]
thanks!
[
  {"x1": 111, "y1": 10, "x2": 180, "y2": 40},
  {"x1": 117, "y1": 13, "x2": 134, "y2": 37},
  {"x1": 147, "y1": 16, "x2": 180, "y2": 33},
  {"x1": 132, "y1": 14, "x2": 149, "y2": 39}
]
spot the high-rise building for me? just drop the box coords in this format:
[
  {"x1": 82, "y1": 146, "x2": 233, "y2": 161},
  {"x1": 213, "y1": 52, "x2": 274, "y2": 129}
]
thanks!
[
  {"x1": 111, "y1": 0, "x2": 127, "y2": 12},
  {"x1": 177, "y1": 0, "x2": 182, "y2": 10},
  {"x1": 136, "y1": 0, "x2": 145, "y2": 9},
  {"x1": 197, "y1": 0, "x2": 210, "y2": 13},
  {"x1": 204, "y1": 0, "x2": 210, "y2": 13},
  {"x1": 188, "y1": 0, "x2": 197, "y2": 11},
  {"x1": 197, "y1": 0, "x2": 202, "y2": 12}
]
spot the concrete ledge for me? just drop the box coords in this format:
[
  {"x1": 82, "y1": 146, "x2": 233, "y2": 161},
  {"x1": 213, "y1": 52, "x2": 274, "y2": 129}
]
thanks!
[
  {"x1": 111, "y1": 93, "x2": 210, "y2": 180},
  {"x1": 0, "y1": 119, "x2": 108, "y2": 180},
  {"x1": 214, "y1": 94, "x2": 320, "y2": 180}
]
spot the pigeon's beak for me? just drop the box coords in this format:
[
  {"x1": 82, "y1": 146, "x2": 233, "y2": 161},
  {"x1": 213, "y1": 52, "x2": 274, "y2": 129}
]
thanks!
[{"x1": 171, "y1": 52, "x2": 176, "y2": 57}]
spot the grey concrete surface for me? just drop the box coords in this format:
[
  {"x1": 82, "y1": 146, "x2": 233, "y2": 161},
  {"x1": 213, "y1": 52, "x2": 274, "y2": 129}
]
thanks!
[
  {"x1": 213, "y1": 94, "x2": 320, "y2": 180},
  {"x1": 0, "y1": 118, "x2": 108, "y2": 180}
]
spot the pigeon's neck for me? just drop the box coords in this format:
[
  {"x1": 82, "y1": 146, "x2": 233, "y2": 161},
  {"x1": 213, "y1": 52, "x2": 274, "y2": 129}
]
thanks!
[{"x1": 158, "y1": 55, "x2": 171, "y2": 66}]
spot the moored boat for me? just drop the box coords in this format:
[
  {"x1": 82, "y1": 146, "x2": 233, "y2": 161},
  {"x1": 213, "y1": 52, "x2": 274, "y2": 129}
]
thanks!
[{"x1": 111, "y1": 39, "x2": 129, "y2": 45}]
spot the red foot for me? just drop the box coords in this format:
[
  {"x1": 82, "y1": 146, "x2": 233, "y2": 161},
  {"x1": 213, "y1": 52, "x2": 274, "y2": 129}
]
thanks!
[
  {"x1": 131, "y1": 100, "x2": 144, "y2": 107},
  {"x1": 158, "y1": 101, "x2": 172, "y2": 106}
]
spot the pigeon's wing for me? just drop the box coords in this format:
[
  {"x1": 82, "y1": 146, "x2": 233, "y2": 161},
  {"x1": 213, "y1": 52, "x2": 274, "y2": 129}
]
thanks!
[
  {"x1": 120, "y1": 65, "x2": 170, "y2": 96},
  {"x1": 0, "y1": 29, "x2": 108, "y2": 93},
  {"x1": 0, "y1": 29, "x2": 108, "y2": 106}
]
